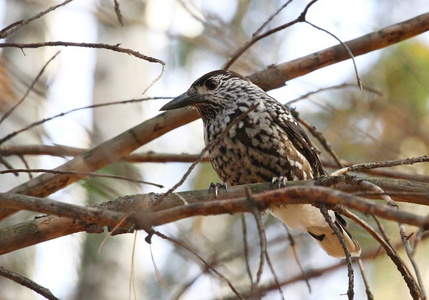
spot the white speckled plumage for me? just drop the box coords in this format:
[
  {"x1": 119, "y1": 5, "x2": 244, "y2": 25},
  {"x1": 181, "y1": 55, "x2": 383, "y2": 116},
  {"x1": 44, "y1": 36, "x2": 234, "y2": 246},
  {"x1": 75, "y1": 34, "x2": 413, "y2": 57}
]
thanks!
[{"x1": 161, "y1": 70, "x2": 360, "y2": 258}]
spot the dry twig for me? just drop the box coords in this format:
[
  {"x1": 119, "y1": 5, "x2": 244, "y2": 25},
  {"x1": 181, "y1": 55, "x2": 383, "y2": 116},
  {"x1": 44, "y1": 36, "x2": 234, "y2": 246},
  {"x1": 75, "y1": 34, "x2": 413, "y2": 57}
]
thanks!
[{"x1": 0, "y1": 267, "x2": 59, "y2": 300}]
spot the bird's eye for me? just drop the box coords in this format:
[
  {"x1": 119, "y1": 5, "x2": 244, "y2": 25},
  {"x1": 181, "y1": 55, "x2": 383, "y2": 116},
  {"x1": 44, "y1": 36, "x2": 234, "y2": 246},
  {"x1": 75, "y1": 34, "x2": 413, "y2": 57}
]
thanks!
[{"x1": 205, "y1": 79, "x2": 218, "y2": 90}]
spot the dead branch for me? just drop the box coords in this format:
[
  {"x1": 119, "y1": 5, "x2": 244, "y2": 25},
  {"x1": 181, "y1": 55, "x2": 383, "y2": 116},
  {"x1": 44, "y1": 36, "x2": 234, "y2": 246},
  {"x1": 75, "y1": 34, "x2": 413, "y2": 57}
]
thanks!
[
  {"x1": 248, "y1": 12, "x2": 429, "y2": 91},
  {"x1": 224, "y1": 237, "x2": 428, "y2": 300},
  {"x1": 113, "y1": 0, "x2": 124, "y2": 26},
  {"x1": 0, "y1": 96, "x2": 171, "y2": 145},
  {"x1": 0, "y1": 266, "x2": 59, "y2": 300},
  {"x1": 223, "y1": 0, "x2": 319, "y2": 69},
  {"x1": 0, "y1": 0, "x2": 74, "y2": 39},
  {"x1": 0, "y1": 41, "x2": 164, "y2": 65},
  {"x1": 1, "y1": 146, "x2": 428, "y2": 183},
  {"x1": 0, "y1": 51, "x2": 60, "y2": 126},
  {"x1": 0, "y1": 169, "x2": 163, "y2": 188},
  {"x1": 318, "y1": 205, "x2": 354, "y2": 299},
  {"x1": 0, "y1": 178, "x2": 428, "y2": 255}
]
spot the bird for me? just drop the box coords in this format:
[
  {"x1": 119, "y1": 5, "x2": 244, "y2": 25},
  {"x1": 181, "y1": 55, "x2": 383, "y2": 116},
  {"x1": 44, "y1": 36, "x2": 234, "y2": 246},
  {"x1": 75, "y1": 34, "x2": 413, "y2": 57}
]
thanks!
[{"x1": 160, "y1": 70, "x2": 361, "y2": 258}]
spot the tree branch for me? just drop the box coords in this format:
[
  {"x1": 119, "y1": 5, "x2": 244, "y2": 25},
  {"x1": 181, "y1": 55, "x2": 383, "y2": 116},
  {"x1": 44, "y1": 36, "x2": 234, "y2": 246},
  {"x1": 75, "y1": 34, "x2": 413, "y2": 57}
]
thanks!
[
  {"x1": 248, "y1": 12, "x2": 429, "y2": 91},
  {"x1": 0, "y1": 178, "x2": 428, "y2": 255}
]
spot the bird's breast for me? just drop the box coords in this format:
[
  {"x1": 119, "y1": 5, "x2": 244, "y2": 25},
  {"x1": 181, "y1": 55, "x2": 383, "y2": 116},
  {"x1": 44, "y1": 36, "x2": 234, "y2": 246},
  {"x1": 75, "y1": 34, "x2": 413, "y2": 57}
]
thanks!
[{"x1": 204, "y1": 115, "x2": 312, "y2": 185}]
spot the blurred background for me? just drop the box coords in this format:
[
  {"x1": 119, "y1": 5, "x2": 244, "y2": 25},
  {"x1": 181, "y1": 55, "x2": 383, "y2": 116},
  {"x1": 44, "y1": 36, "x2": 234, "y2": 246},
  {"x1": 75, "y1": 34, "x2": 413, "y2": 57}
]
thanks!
[{"x1": 0, "y1": 0, "x2": 428, "y2": 299}]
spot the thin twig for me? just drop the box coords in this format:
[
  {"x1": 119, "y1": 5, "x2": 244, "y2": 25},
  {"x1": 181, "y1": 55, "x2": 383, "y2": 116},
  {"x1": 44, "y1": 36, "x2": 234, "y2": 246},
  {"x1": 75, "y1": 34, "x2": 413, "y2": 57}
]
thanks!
[
  {"x1": 241, "y1": 215, "x2": 254, "y2": 288},
  {"x1": 0, "y1": 51, "x2": 60, "y2": 126},
  {"x1": 0, "y1": 41, "x2": 165, "y2": 64},
  {"x1": 129, "y1": 232, "x2": 138, "y2": 300},
  {"x1": 0, "y1": 168, "x2": 163, "y2": 188},
  {"x1": 372, "y1": 215, "x2": 393, "y2": 250},
  {"x1": 305, "y1": 21, "x2": 362, "y2": 89},
  {"x1": 286, "y1": 83, "x2": 382, "y2": 106},
  {"x1": 356, "y1": 258, "x2": 374, "y2": 300},
  {"x1": 325, "y1": 174, "x2": 425, "y2": 297},
  {"x1": 354, "y1": 178, "x2": 425, "y2": 298},
  {"x1": 342, "y1": 209, "x2": 423, "y2": 300},
  {"x1": 252, "y1": 0, "x2": 294, "y2": 37},
  {"x1": 151, "y1": 230, "x2": 244, "y2": 299},
  {"x1": 113, "y1": 0, "x2": 124, "y2": 26},
  {"x1": 283, "y1": 224, "x2": 311, "y2": 293},
  {"x1": 0, "y1": 0, "x2": 74, "y2": 39},
  {"x1": 318, "y1": 205, "x2": 354, "y2": 300},
  {"x1": 246, "y1": 193, "x2": 265, "y2": 289},
  {"x1": 413, "y1": 226, "x2": 429, "y2": 255},
  {"x1": 0, "y1": 157, "x2": 17, "y2": 176},
  {"x1": 2, "y1": 146, "x2": 429, "y2": 183},
  {"x1": 332, "y1": 155, "x2": 429, "y2": 176},
  {"x1": 245, "y1": 188, "x2": 284, "y2": 300},
  {"x1": 0, "y1": 266, "x2": 59, "y2": 300},
  {"x1": 17, "y1": 155, "x2": 33, "y2": 179},
  {"x1": 223, "y1": 0, "x2": 319, "y2": 69},
  {"x1": 0, "y1": 97, "x2": 171, "y2": 145}
]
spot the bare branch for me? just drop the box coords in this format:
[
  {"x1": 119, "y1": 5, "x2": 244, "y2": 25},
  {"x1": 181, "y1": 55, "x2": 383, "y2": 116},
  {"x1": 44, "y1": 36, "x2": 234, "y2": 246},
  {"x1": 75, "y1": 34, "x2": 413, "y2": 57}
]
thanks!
[
  {"x1": 0, "y1": 192, "x2": 129, "y2": 227},
  {"x1": 334, "y1": 155, "x2": 429, "y2": 175},
  {"x1": 0, "y1": 168, "x2": 163, "y2": 188},
  {"x1": 151, "y1": 230, "x2": 244, "y2": 299},
  {"x1": 0, "y1": 41, "x2": 165, "y2": 65},
  {"x1": 356, "y1": 259, "x2": 374, "y2": 300},
  {"x1": 0, "y1": 51, "x2": 60, "y2": 126},
  {"x1": 223, "y1": 0, "x2": 319, "y2": 69},
  {"x1": 113, "y1": 0, "x2": 124, "y2": 26},
  {"x1": 2, "y1": 145, "x2": 428, "y2": 184},
  {"x1": 0, "y1": 96, "x2": 172, "y2": 145},
  {"x1": 283, "y1": 225, "x2": 311, "y2": 292},
  {"x1": 343, "y1": 210, "x2": 423, "y2": 300},
  {"x1": 318, "y1": 205, "x2": 354, "y2": 299},
  {"x1": 286, "y1": 83, "x2": 383, "y2": 106},
  {"x1": 0, "y1": 178, "x2": 428, "y2": 255},
  {"x1": 240, "y1": 215, "x2": 254, "y2": 289},
  {"x1": 0, "y1": 266, "x2": 59, "y2": 300},
  {"x1": 0, "y1": 0, "x2": 74, "y2": 39},
  {"x1": 248, "y1": 13, "x2": 429, "y2": 91},
  {"x1": 252, "y1": 0, "x2": 294, "y2": 37},
  {"x1": 304, "y1": 20, "x2": 362, "y2": 89}
]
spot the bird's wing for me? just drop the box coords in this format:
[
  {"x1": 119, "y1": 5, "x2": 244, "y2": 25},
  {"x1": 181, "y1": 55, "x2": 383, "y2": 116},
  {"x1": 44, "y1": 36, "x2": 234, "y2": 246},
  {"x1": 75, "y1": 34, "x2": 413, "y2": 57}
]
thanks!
[{"x1": 268, "y1": 100, "x2": 326, "y2": 177}]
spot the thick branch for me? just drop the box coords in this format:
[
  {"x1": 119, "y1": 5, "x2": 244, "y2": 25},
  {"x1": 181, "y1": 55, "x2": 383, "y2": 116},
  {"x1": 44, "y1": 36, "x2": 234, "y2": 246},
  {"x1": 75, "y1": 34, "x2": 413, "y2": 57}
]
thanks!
[
  {"x1": 0, "y1": 178, "x2": 428, "y2": 255},
  {"x1": 134, "y1": 184, "x2": 429, "y2": 228},
  {"x1": 248, "y1": 12, "x2": 429, "y2": 91}
]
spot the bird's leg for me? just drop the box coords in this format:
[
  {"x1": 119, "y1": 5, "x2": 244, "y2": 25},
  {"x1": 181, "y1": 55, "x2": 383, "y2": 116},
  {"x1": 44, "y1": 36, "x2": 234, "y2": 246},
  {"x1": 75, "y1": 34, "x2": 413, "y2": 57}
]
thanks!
[
  {"x1": 209, "y1": 182, "x2": 228, "y2": 197},
  {"x1": 271, "y1": 176, "x2": 288, "y2": 188}
]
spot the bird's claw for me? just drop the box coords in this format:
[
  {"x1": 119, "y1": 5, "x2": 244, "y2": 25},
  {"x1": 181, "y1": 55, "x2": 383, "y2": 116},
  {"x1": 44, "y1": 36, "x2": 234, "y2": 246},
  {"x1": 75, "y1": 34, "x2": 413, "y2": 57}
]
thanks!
[
  {"x1": 209, "y1": 182, "x2": 228, "y2": 197},
  {"x1": 272, "y1": 176, "x2": 288, "y2": 188}
]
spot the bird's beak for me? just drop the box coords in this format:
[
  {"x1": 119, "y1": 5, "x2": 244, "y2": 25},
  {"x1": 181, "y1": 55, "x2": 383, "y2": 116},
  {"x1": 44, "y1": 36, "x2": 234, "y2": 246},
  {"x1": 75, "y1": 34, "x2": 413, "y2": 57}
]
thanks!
[{"x1": 160, "y1": 92, "x2": 201, "y2": 111}]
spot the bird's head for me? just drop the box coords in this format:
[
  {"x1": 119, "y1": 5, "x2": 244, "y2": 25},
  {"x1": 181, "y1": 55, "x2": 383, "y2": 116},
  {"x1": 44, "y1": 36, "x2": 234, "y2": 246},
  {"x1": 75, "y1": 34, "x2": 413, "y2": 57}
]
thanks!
[{"x1": 160, "y1": 70, "x2": 258, "y2": 120}]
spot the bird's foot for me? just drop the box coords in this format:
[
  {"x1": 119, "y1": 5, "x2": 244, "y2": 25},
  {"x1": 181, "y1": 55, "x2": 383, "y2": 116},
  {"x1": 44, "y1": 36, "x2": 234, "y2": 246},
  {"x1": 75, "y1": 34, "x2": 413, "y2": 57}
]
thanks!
[
  {"x1": 209, "y1": 182, "x2": 228, "y2": 197},
  {"x1": 272, "y1": 176, "x2": 288, "y2": 189},
  {"x1": 149, "y1": 192, "x2": 162, "y2": 204}
]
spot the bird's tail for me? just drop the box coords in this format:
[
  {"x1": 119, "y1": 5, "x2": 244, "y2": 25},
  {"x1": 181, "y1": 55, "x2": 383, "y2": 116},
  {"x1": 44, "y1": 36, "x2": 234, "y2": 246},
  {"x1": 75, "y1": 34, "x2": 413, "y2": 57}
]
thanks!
[
  {"x1": 307, "y1": 219, "x2": 361, "y2": 258},
  {"x1": 269, "y1": 204, "x2": 361, "y2": 258}
]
